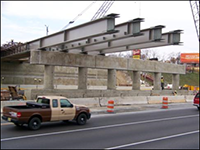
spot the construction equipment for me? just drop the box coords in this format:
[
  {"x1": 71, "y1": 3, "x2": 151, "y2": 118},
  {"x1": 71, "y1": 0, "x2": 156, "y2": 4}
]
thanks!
[
  {"x1": 1, "y1": 90, "x2": 11, "y2": 101},
  {"x1": 61, "y1": 1, "x2": 96, "y2": 30},
  {"x1": 1, "y1": 86, "x2": 27, "y2": 101},
  {"x1": 61, "y1": 0, "x2": 115, "y2": 30},
  {"x1": 8, "y1": 86, "x2": 27, "y2": 100},
  {"x1": 91, "y1": 0, "x2": 115, "y2": 21},
  {"x1": 189, "y1": 0, "x2": 199, "y2": 41},
  {"x1": 182, "y1": 84, "x2": 199, "y2": 91},
  {"x1": 8, "y1": 86, "x2": 26, "y2": 100}
]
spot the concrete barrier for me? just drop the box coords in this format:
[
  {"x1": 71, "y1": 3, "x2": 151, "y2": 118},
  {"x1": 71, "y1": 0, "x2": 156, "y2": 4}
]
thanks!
[
  {"x1": 1, "y1": 95, "x2": 193, "y2": 112},
  {"x1": 147, "y1": 96, "x2": 186, "y2": 104},
  {"x1": 27, "y1": 89, "x2": 193, "y2": 100},
  {"x1": 185, "y1": 95, "x2": 194, "y2": 102}
]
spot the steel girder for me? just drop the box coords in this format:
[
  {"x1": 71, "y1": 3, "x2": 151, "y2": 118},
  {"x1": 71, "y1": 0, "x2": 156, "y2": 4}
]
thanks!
[
  {"x1": 36, "y1": 22, "x2": 181, "y2": 55},
  {"x1": 28, "y1": 13, "x2": 119, "y2": 51},
  {"x1": 96, "y1": 30, "x2": 183, "y2": 54},
  {"x1": 1, "y1": 13, "x2": 183, "y2": 59},
  {"x1": 37, "y1": 18, "x2": 145, "y2": 52},
  {"x1": 69, "y1": 25, "x2": 165, "y2": 54},
  {"x1": 39, "y1": 22, "x2": 166, "y2": 54}
]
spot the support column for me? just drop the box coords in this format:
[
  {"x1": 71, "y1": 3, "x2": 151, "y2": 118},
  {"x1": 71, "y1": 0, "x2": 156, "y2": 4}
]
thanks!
[
  {"x1": 107, "y1": 69, "x2": 116, "y2": 90},
  {"x1": 44, "y1": 65, "x2": 54, "y2": 89},
  {"x1": 78, "y1": 67, "x2": 88, "y2": 90},
  {"x1": 153, "y1": 72, "x2": 161, "y2": 90},
  {"x1": 172, "y1": 74, "x2": 179, "y2": 90},
  {"x1": 132, "y1": 71, "x2": 140, "y2": 90}
]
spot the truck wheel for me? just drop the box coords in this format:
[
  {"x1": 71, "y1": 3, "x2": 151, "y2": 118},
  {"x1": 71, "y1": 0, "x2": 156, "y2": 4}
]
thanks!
[
  {"x1": 76, "y1": 113, "x2": 87, "y2": 125},
  {"x1": 28, "y1": 117, "x2": 41, "y2": 130}
]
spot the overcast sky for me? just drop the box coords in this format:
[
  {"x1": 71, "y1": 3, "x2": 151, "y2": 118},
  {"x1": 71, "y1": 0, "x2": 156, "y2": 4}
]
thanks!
[{"x1": 1, "y1": 1, "x2": 199, "y2": 58}]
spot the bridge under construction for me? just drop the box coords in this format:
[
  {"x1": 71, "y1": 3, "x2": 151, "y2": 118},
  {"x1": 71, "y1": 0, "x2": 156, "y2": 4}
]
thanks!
[{"x1": 1, "y1": 13, "x2": 186, "y2": 99}]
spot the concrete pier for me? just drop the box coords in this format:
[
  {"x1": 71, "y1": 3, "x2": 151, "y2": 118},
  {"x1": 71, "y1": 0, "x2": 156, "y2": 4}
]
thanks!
[
  {"x1": 132, "y1": 71, "x2": 140, "y2": 90},
  {"x1": 78, "y1": 67, "x2": 88, "y2": 90},
  {"x1": 172, "y1": 74, "x2": 180, "y2": 90},
  {"x1": 153, "y1": 72, "x2": 161, "y2": 90},
  {"x1": 107, "y1": 69, "x2": 116, "y2": 90},
  {"x1": 44, "y1": 65, "x2": 54, "y2": 89}
]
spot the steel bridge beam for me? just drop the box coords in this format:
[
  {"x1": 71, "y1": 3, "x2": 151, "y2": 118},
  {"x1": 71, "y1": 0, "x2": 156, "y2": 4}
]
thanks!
[
  {"x1": 98, "y1": 30, "x2": 183, "y2": 54},
  {"x1": 1, "y1": 13, "x2": 183, "y2": 59},
  {"x1": 48, "y1": 24, "x2": 165, "y2": 54},
  {"x1": 73, "y1": 25, "x2": 165, "y2": 53},
  {"x1": 28, "y1": 13, "x2": 119, "y2": 50},
  {"x1": 37, "y1": 18, "x2": 145, "y2": 52},
  {"x1": 1, "y1": 13, "x2": 118, "y2": 58}
]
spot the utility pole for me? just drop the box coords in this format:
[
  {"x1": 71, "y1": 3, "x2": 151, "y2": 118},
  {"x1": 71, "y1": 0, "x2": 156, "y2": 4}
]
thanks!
[{"x1": 45, "y1": 25, "x2": 49, "y2": 36}]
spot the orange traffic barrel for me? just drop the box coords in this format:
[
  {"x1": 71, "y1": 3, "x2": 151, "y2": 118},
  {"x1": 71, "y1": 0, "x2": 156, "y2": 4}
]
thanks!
[
  {"x1": 162, "y1": 97, "x2": 168, "y2": 109},
  {"x1": 107, "y1": 100, "x2": 114, "y2": 113}
]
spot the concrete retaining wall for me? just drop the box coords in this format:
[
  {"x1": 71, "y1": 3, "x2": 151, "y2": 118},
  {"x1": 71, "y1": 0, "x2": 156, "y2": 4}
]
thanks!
[{"x1": 1, "y1": 62, "x2": 107, "y2": 86}]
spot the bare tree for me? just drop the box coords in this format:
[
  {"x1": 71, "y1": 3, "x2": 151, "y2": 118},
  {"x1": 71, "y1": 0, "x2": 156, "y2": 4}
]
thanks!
[
  {"x1": 166, "y1": 52, "x2": 181, "y2": 64},
  {"x1": 141, "y1": 49, "x2": 159, "y2": 60}
]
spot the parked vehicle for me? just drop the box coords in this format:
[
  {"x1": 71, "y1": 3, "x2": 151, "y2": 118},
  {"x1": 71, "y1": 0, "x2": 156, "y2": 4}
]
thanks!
[
  {"x1": 193, "y1": 92, "x2": 199, "y2": 110},
  {"x1": 2, "y1": 96, "x2": 91, "y2": 130}
]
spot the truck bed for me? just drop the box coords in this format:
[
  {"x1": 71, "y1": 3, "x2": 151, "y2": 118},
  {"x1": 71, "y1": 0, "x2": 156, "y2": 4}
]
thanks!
[
  {"x1": 4, "y1": 102, "x2": 50, "y2": 110},
  {"x1": 3, "y1": 102, "x2": 52, "y2": 124},
  {"x1": 5, "y1": 105, "x2": 35, "y2": 109}
]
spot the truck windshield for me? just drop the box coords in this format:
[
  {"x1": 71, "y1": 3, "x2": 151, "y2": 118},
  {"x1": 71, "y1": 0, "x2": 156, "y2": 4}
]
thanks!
[{"x1": 37, "y1": 98, "x2": 50, "y2": 105}]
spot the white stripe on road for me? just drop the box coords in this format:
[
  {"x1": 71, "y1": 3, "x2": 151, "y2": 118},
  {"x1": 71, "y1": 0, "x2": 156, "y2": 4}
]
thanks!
[
  {"x1": 1, "y1": 114, "x2": 198, "y2": 142},
  {"x1": 106, "y1": 130, "x2": 199, "y2": 149}
]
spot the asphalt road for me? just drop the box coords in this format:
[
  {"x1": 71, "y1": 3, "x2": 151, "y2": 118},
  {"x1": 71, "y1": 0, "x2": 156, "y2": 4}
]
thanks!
[{"x1": 1, "y1": 107, "x2": 199, "y2": 149}]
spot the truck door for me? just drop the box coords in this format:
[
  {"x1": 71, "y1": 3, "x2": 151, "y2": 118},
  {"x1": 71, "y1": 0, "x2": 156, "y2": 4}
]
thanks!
[
  {"x1": 51, "y1": 99, "x2": 60, "y2": 121},
  {"x1": 59, "y1": 99, "x2": 76, "y2": 120}
]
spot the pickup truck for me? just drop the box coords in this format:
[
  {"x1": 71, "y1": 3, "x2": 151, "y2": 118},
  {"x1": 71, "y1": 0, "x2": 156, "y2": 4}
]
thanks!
[
  {"x1": 2, "y1": 96, "x2": 91, "y2": 130},
  {"x1": 193, "y1": 92, "x2": 199, "y2": 110}
]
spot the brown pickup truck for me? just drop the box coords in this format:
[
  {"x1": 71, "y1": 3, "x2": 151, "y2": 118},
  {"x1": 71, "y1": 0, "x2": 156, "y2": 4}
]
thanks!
[{"x1": 2, "y1": 96, "x2": 91, "y2": 130}]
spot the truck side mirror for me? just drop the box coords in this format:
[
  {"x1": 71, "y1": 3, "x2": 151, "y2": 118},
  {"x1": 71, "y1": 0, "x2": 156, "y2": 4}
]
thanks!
[{"x1": 70, "y1": 104, "x2": 73, "y2": 108}]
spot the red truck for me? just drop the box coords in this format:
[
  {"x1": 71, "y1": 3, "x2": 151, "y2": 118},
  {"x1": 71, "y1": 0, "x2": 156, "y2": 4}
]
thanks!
[
  {"x1": 2, "y1": 96, "x2": 91, "y2": 130},
  {"x1": 193, "y1": 92, "x2": 199, "y2": 110}
]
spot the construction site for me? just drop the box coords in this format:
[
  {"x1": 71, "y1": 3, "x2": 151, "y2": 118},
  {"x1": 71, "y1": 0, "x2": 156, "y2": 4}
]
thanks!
[{"x1": 1, "y1": 1, "x2": 199, "y2": 102}]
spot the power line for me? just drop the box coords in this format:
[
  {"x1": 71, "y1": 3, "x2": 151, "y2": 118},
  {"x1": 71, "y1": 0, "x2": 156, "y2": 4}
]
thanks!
[{"x1": 61, "y1": 1, "x2": 96, "y2": 30}]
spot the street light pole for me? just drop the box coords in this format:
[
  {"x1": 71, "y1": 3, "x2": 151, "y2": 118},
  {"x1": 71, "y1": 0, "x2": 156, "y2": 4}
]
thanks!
[{"x1": 45, "y1": 25, "x2": 49, "y2": 36}]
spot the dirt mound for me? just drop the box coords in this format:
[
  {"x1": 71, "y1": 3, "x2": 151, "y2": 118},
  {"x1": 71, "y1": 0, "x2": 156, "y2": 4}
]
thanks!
[{"x1": 116, "y1": 71, "x2": 132, "y2": 86}]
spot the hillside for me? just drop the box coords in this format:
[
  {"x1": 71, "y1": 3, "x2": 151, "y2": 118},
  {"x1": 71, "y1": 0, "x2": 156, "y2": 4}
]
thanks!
[
  {"x1": 118, "y1": 71, "x2": 199, "y2": 87},
  {"x1": 158, "y1": 72, "x2": 198, "y2": 86}
]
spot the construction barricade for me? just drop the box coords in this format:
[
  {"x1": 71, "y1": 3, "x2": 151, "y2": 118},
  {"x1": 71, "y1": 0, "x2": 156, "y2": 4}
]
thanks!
[
  {"x1": 162, "y1": 97, "x2": 168, "y2": 109},
  {"x1": 107, "y1": 100, "x2": 114, "y2": 113}
]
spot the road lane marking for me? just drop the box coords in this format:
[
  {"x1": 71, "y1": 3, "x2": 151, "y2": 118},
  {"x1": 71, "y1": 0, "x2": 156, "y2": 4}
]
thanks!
[
  {"x1": 1, "y1": 123, "x2": 12, "y2": 126},
  {"x1": 105, "y1": 130, "x2": 199, "y2": 149},
  {"x1": 1, "y1": 114, "x2": 199, "y2": 142}
]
